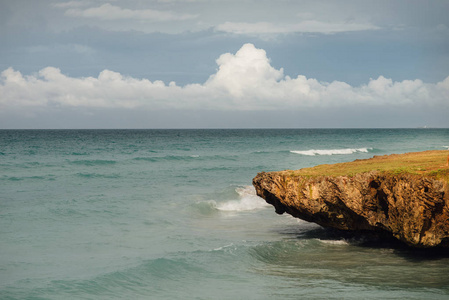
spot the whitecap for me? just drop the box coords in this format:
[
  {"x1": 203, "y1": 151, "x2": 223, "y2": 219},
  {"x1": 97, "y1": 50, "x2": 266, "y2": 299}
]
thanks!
[
  {"x1": 216, "y1": 186, "x2": 271, "y2": 212},
  {"x1": 290, "y1": 148, "x2": 371, "y2": 156},
  {"x1": 213, "y1": 243, "x2": 235, "y2": 251},
  {"x1": 317, "y1": 239, "x2": 349, "y2": 245}
]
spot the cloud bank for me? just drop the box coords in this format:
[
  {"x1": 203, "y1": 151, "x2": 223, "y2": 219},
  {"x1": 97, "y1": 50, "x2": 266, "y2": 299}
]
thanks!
[
  {"x1": 1, "y1": 43, "x2": 448, "y2": 114},
  {"x1": 215, "y1": 21, "x2": 380, "y2": 35},
  {"x1": 63, "y1": 3, "x2": 198, "y2": 21}
]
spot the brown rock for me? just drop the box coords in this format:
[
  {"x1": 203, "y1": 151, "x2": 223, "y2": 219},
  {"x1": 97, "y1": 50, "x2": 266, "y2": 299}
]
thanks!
[{"x1": 253, "y1": 151, "x2": 449, "y2": 248}]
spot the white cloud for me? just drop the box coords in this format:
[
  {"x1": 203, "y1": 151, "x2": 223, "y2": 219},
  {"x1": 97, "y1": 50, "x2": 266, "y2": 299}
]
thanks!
[
  {"x1": 65, "y1": 3, "x2": 198, "y2": 21},
  {"x1": 52, "y1": 1, "x2": 93, "y2": 9},
  {"x1": 215, "y1": 20, "x2": 380, "y2": 35},
  {"x1": 157, "y1": 0, "x2": 203, "y2": 2},
  {"x1": 1, "y1": 44, "x2": 448, "y2": 113},
  {"x1": 205, "y1": 44, "x2": 284, "y2": 98}
]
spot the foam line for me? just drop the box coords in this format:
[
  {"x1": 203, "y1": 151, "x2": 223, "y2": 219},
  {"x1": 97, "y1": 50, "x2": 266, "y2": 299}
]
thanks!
[{"x1": 290, "y1": 148, "x2": 371, "y2": 156}]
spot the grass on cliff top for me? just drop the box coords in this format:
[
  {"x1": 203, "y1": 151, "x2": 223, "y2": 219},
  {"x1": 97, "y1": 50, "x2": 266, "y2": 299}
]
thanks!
[{"x1": 284, "y1": 150, "x2": 449, "y2": 180}]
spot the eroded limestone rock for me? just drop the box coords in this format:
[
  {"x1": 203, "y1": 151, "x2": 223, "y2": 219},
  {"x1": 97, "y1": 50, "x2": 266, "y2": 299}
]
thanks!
[{"x1": 253, "y1": 152, "x2": 449, "y2": 248}]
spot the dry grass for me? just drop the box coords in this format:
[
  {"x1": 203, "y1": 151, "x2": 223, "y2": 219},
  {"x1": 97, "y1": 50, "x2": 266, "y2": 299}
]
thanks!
[{"x1": 284, "y1": 150, "x2": 449, "y2": 182}]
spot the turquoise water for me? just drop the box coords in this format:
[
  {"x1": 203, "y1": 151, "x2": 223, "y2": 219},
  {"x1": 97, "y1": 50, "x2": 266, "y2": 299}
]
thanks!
[{"x1": 1, "y1": 129, "x2": 449, "y2": 299}]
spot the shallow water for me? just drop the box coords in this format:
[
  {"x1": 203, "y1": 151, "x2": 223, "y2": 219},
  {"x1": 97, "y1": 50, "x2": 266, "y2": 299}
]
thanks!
[{"x1": 1, "y1": 129, "x2": 449, "y2": 299}]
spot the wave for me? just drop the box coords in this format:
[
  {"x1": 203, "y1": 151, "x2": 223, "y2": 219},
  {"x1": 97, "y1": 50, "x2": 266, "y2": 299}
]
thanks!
[
  {"x1": 132, "y1": 157, "x2": 159, "y2": 162},
  {"x1": 2, "y1": 175, "x2": 56, "y2": 181},
  {"x1": 192, "y1": 186, "x2": 270, "y2": 214},
  {"x1": 252, "y1": 150, "x2": 291, "y2": 155},
  {"x1": 290, "y1": 148, "x2": 372, "y2": 156},
  {"x1": 69, "y1": 159, "x2": 117, "y2": 166},
  {"x1": 216, "y1": 186, "x2": 270, "y2": 212},
  {"x1": 70, "y1": 152, "x2": 89, "y2": 156},
  {"x1": 75, "y1": 172, "x2": 121, "y2": 179},
  {"x1": 27, "y1": 257, "x2": 206, "y2": 299},
  {"x1": 132, "y1": 154, "x2": 237, "y2": 163},
  {"x1": 190, "y1": 166, "x2": 235, "y2": 172},
  {"x1": 133, "y1": 154, "x2": 200, "y2": 162},
  {"x1": 316, "y1": 239, "x2": 349, "y2": 245}
]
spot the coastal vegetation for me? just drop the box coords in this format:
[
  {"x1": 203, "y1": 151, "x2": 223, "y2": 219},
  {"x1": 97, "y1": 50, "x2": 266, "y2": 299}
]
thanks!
[
  {"x1": 254, "y1": 150, "x2": 449, "y2": 248},
  {"x1": 284, "y1": 150, "x2": 449, "y2": 181}
]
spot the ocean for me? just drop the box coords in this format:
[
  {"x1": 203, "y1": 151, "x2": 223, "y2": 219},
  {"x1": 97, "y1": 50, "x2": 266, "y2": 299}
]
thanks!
[{"x1": 1, "y1": 128, "x2": 449, "y2": 299}]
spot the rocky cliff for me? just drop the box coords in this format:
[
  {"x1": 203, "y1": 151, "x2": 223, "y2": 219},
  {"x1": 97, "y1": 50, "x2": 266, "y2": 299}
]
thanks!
[{"x1": 253, "y1": 150, "x2": 449, "y2": 248}]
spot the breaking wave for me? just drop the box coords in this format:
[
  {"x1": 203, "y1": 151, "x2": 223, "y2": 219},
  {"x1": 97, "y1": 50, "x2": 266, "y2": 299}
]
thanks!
[
  {"x1": 193, "y1": 186, "x2": 270, "y2": 214},
  {"x1": 216, "y1": 186, "x2": 270, "y2": 212},
  {"x1": 317, "y1": 239, "x2": 350, "y2": 245},
  {"x1": 290, "y1": 148, "x2": 372, "y2": 156}
]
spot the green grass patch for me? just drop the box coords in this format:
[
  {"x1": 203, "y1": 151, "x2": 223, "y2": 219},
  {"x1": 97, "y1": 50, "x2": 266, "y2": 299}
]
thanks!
[{"x1": 282, "y1": 150, "x2": 449, "y2": 182}]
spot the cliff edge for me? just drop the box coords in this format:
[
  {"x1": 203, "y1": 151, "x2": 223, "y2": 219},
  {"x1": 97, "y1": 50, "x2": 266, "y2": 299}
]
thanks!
[{"x1": 253, "y1": 150, "x2": 449, "y2": 248}]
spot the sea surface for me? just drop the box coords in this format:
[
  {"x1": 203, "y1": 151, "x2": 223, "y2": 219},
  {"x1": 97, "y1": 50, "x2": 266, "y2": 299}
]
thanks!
[{"x1": 1, "y1": 128, "x2": 449, "y2": 299}]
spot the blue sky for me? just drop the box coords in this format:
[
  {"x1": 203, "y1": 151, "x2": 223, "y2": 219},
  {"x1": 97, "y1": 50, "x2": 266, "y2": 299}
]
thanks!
[{"x1": 0, "y1": 0, "x2": 448, "y2": 128}]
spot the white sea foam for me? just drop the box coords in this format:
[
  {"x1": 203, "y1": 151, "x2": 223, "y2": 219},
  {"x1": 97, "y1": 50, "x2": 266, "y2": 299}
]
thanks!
[
  {"x1": 290, "y1": 148, "x2": 371, "y2": 156},
  {"x1": 216, "y1": 186, "x2": 270, "y2": 212},
  {"x1": 213, "y1": 243, "x2": 235, "y2": 251},
  {"x1": 317, "y1": 239, "x2": 349, "y2": 245}
]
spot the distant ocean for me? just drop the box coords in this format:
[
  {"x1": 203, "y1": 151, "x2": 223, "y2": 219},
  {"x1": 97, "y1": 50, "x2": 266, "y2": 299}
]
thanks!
[{"x1": 1, "y1": 129, "x2": 449, "y2": 299}]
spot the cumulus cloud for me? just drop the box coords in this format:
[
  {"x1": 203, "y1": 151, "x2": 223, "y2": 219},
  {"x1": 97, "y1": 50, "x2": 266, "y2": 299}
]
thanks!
[
  {"x1": 64, "y1": 3, "x2": 198, "y2": 21},
  {"x1": 215, "y1": 20, "x2": 380, "y2": 35},
  {"x1": 1, "y1": 44, "x2": 448, "y2": 113}
]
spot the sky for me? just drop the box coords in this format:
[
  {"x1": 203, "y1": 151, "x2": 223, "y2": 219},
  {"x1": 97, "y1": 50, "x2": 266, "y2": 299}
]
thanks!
[{"x1": 0, "y1": 0, "x2": 448, "y2": 128}]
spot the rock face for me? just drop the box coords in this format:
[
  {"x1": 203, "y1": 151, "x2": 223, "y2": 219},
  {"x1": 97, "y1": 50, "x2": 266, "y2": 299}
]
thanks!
[{"x1": 253, "y1": 152, "x2": 449, "y2": 248}]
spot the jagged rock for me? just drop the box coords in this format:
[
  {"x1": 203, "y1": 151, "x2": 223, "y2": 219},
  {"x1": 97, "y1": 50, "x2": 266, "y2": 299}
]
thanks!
[{"x1": 253, "y1": 150, "x2": 449, "y2": 248}]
